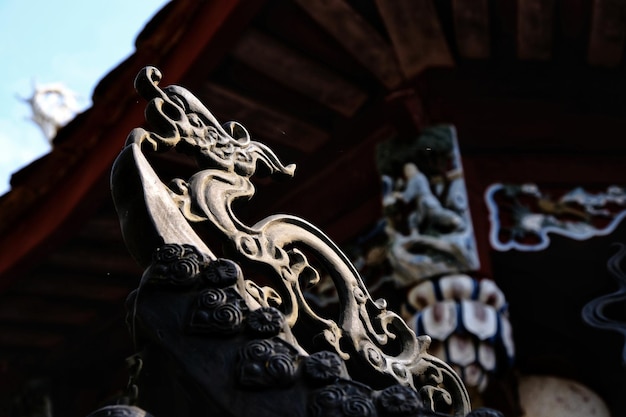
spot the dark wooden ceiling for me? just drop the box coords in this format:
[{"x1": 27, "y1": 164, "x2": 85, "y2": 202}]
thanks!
[{"x1": 1, "y1": 0, "x2": 626, "y2": 415}]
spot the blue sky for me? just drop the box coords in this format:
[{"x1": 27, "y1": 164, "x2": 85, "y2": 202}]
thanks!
[{"x1": 0, "y1": 0, "x2": 168, "y2": 194}]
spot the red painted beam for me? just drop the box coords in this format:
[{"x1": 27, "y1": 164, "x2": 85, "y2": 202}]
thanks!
[{"x1": 0, "y1": 0, "x2": 264, "y2": 289}]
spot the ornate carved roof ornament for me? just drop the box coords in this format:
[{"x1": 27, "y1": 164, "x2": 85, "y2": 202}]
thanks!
[
  {"x1": 108, "y1": 66, "x2": 473, "y2": 416},
  {"x1": 24, "y1": 82, "x2": 80, "y2": 141},
  {"x1": 486, "y1": 183, "x2": 626, "y2": 251}
]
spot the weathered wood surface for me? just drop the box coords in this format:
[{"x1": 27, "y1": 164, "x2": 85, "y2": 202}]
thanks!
[
  {"x1": 376, "y1": 0, "x2": 454, "y2": 76},
  {"x1": 294, "y1": 0, "x2": 403, "y2": 88}
]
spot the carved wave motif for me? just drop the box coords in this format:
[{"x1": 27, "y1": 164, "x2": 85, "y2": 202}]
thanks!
[{"x1": 583, "y1": 243, "x2": 626, "y2": 365}]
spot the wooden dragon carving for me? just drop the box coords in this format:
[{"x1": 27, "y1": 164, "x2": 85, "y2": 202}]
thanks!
[{"x1": 111, "y1": 66, "x2": 472, "y2": 417}]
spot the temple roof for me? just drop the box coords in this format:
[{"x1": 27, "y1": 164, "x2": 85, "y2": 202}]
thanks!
[{"x1": 1, "y1": 1, "x2": 625, "y2": 415}]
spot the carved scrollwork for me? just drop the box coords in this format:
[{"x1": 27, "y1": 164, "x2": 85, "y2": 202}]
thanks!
[
  {"x1": 111, "y1": 66, "x2": 472, "y2": 416},
  {"x1": 309, "y1": 381, "x2": 377, "y2": 417},
  {"x1": 238, "y1": 338, "x2": 300, "y2": 388},
  {"x1": 190, "y1": 287, "x2": 249, "y2": 334},
  {"x1": 146, "y1": 243, "x2": 205, "y2": 287}
]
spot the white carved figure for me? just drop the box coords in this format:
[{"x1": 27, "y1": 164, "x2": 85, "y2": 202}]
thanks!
[
  {"x1": 110, "y1": 67, "x2": 473, "y2": 416},
  {"x1": 375, "y1": 127, "x2": 481, "y2": 285},
  {"x1": 25, "y1": 83, "x2": 80, "y2": 141},
  {"x1": 398, "y1": 162, "x2": 465, "y2": 234}
]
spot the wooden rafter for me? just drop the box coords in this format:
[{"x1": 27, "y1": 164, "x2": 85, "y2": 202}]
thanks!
[
  {"x1": 294, "y1": 0, "x2": 403, "y2": 89},
  {"x1": 517, "y1": 0, "x2": 556, "y2": 60},
  {"x1": 201, "y1": 82, "x2": 330, "y2": 152},
  {"x1": 588, "y1": 0, "x2": 626, "y2": 67},
  {"x1": 452, "y1": 0, "x2": 490, "y2": 59},
  {"x1": 375, "y1": 0, "x2": 454, "y2": 78},
  {"x1": 231, "y1": 29, "x2": 368, "y2": 117}
]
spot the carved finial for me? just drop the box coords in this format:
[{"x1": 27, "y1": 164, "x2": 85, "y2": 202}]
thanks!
[
  {"x1": 23, "y1": 82, "x2": 80, "y2": 141},
  {"x1": 110, "y1": 67, "x2": 472, "y2": 417}
]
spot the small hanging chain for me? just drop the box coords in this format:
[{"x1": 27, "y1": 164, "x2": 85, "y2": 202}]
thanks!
[{"x1": 123, "y1": 352, "x2": 144, "y2": 405}]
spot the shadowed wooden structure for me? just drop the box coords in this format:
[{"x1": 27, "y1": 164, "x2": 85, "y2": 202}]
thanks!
[{"x1": 0, "y1": 1, "x2": 625, "y2": 416}]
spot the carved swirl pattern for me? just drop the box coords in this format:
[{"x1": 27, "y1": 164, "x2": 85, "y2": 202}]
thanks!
[
  {"x1": 309, "y1": 381, "x2": 377, "y2": 417},
  {"x1": 190, "y1": 288, "x2": 248, "y2": 334},
  {"x1": 238, "y1": 338, "x2": 299, "y2": 388},
  {"x1": 146, "y1": 244, "x2": 204, "y2": 287}
]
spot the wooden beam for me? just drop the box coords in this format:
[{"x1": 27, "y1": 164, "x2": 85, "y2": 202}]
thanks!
[
  {"x1": 426, "y1": 97, "x2": 626, "y2": 153},
  {"x1": 588, "y1": 0, "x2": 626, "y2": 67},
  {"x1": 44, "y1": 245, "x2": 142, "y2": 277},
  {"x1": 294, "y1": 0, "x2": 403, "y2": 88},
  {"x1": 0, "y1": 296, "x2": 96, "y2": 326},
  {"x1": 375, "y1": 0, "x2": 454, "y2": 78},
  {"x1": 231, "y1": 29, "x2": 368, "y2": 117},
  {"x1": 255, "y1": 1, "x2": 374, "y2": 85},
  {"x1": 76, "y1": 216, "x2": 124, "y2": 243},
  {"x1": 462, "y1": 152, "x2": 626, "y2": 187},
  {"x1": 452, "y1": 0, "x2": 490, "y2": 59},
  {"x1": 11, "y1": 273, "x2": 131, "y2": 303},
  {"x1": 0, "y1": 326, "x2": 64, "y2": 349},
  {"x1": 517, "y1": 0, "x2": 556, "y2": 60},
  {"x1": 201, "y1": 82, "x2": 329, "y2": 152},
  {"x1": 384, "y1": 89, "x2": 427, "y2": 137}
]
